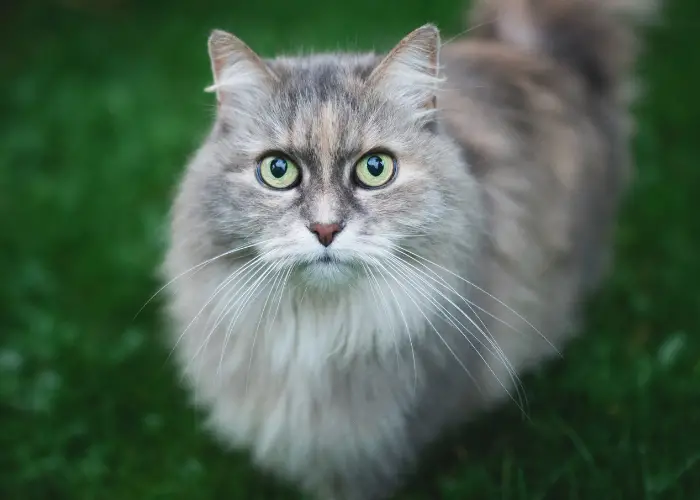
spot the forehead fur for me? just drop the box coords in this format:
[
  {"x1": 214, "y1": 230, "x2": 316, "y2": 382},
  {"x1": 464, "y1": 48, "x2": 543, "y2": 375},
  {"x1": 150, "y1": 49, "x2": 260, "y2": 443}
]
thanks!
[
  {"x1": 267, "y1": 53, "x2": 380, "y2": 92},
  {"x1": 215, "y1": 51, "x2": 436, "y2": 177},
  {"x1": 265, "y1": 53, "x2": 384, "y2": 165},
  {"x1": 208, "y1": 26, "x2": 442, "y2": 163}
]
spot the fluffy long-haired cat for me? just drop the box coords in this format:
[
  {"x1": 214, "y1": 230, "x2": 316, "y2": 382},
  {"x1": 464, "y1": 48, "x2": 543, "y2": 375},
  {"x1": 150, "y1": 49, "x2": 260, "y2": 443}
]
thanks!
[{"x1": 162, "y1": 0, "x2": 656, "y2": 498}]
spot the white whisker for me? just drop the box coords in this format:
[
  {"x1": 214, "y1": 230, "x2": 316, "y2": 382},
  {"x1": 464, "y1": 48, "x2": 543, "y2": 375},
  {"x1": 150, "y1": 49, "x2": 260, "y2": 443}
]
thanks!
[
  {"x1": 202, "y1": 257, "x2": 269, "y2": 342},
  {"x1": 367, "y1": 257, "x2": 479, "y2": 392},
  {"x1": 393, "y1": 247, "x2": 527, "y2": 338},
  {"x1": 395, "y1": 246, "x2": 560, "y2": 356},
  {"x1": 245, "y1": 259, "x2": 291, "y2": 395},
  {"x1": 187, "y1": 257, "x2": 271, "y2": 371},
  {"x1": 266, "y1": 262, "x2": 294, "y2": 337},
  {"x1": 136, "y1": 238, "x2": 274, "y2": 319},
  {"x1": 381, "y1": 255, "x2": 526, "y2": 412},
  {"x1": 362, "y1": 262, "x2": 402, "y2": 372},
  {"x1": 169, "y1": 254, "x2": 267, "y2": 362},
  {"x1": 385, "y1": 251, "x2": 519, "y2": 374},
  {"x1": 366, "y1": 259, "x2": 418, "y2": 395},
  {"x1": 217, "y1": 259, "x2": 286, "y2": 374}
]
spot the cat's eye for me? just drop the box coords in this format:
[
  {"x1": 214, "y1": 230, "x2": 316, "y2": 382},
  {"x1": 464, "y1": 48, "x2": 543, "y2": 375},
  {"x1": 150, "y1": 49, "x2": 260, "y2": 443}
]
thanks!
[
  {"x1": 257, "y1": 155, "x2": 300, "y2": 190},
  {"x1": 354, "y1": 153, "x2": 397, "y2": 189}
]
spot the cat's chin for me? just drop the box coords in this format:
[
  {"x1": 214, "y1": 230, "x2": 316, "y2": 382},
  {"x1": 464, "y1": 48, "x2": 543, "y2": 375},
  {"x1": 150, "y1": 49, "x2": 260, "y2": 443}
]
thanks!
[{"x1": 297, "y1": 258, "x2": 359, "y2": 289}]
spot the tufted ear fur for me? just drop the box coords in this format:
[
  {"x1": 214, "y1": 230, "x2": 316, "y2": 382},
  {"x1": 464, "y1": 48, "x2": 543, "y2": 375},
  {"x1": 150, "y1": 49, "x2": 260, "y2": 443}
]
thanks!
[
  {"x1": 205, "y1": 29, "x2": 278, "y2": 108},
  {"x1": 368, "y1": 24, "x2": 444, "y2": 111}
]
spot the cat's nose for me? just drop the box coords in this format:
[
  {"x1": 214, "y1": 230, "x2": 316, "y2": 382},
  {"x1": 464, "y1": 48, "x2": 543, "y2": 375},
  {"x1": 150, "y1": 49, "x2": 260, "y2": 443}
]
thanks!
[{"x1": 309, "y1": 222, "x2": 343, "y2": 247}]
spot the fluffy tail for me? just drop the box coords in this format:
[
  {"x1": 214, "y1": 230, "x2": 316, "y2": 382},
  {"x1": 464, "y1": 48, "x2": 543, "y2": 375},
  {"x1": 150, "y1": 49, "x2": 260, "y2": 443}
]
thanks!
[{"x1": 466, "y1": 0, "x2": 659, "y2": 98}]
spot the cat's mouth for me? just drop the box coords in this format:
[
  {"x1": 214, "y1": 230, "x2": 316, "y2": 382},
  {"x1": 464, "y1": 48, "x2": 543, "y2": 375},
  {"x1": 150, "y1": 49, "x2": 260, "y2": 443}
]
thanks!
[
  {"x1": 315, "y1": 254, "x2": 335, "y2": 264},
  {"x1": 296, "y1": 253, "x2": 344, "y2": 270},
  {"x1": 296, "y1": 252, "x2": 360, "y2": 286}
]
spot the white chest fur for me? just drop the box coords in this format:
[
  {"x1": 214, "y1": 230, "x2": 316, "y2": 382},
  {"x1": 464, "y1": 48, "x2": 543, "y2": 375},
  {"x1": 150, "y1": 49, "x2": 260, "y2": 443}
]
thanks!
[{"x1": 172, "y1": 270, "x2": 431, "y2": 480}]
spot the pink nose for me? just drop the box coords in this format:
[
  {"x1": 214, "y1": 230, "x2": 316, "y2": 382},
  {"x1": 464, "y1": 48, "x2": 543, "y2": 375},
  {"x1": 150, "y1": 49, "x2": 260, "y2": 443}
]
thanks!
[{"x1": 309, "y1": 222, "x2": 342, "y2": 247}]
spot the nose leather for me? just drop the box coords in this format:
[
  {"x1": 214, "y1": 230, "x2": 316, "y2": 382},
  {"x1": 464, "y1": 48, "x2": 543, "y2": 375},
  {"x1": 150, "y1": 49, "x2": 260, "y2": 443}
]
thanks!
[{"x1": 309, "y1": 222, "x2": 342, "y2": 247}]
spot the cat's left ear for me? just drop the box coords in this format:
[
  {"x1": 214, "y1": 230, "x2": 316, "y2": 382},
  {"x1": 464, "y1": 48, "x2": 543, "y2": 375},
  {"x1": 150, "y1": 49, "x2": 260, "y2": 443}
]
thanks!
[
  {"x1": 205, "y1": 29, "x2": 278, "y2": 108},
  {"x1": 368, "y1": 24, "x2": 442, "y2": 110}
]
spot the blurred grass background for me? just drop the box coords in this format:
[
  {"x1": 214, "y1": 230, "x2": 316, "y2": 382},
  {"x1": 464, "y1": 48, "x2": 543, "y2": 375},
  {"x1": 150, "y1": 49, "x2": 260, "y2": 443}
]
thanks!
[{"x1": 1, "y1": 0, "x2": 699, "y2": 498}]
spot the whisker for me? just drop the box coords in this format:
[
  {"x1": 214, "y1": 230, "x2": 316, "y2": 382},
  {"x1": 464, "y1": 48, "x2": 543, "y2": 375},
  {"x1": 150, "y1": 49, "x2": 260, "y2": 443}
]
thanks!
[
  {"x1": 136, "y1": 238, "x2": 274, "y2": 319},
  {"x1": 368, "y1": 257, "x2": 479, "y2": 393},
  {"x1": 266, "y1": 261, "x2": 294, "y2": 337},
  {"x1": 362, "y1": 262, "x2": 403, "y2": 372},
  {"x1": 366, "y1": 259, "x2": 419, "y2": 395},
  {"x1": 440, "y1": 19, "x2": 496, "y2": 47},
  {"x1": 245, "y1": 259, "x2": 291, "y2": 395},
  {"x1": 215, "y1": 258, "x2": 285, "y2": 374},
  {"x1": 392, "y1": 253, "x2": 529, "y2": 409},
  {"x1": 168, "y1": 254, "x2": 267, "y2": 362},
  {"x1": 202, "y1": 258, "x2": 270, "y2": 340},
  {"x1": 187, "y1": 257, "x2": 272, "y2": 371},
  {"x1": 176, "y1": 259, "x2": 268, "y2": 384},
  {"x1": 392, "y1": 247, "x2": 527, "y2": 338},
  {"x1": 395, "y1": 246, "x2": 560, "y2": 356},
  {"x1": 388, "y1": 252, "x2": 493, "y2": 338},
  {"x1": 385, "y1": 250, "x2": 520, "y2": 376},
  {"x1": 241, "y1": 261, "x2": 293, "y2": 389},
  {"x1": 298, "y1": 284, "x2": 309, "y2": 308},
  {"x1": 381, "y1": 256, "x2": 526, "y2": 412}
]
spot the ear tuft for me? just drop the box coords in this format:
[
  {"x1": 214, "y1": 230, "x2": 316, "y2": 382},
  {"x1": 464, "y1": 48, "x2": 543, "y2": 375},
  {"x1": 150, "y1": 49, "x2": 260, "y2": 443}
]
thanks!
[
  {"x1": 368, "y1": 24, "x2": 443, "y2": 111},
  {"x1": 205, "y1": 29, "x2": 276, "y2": 107}
]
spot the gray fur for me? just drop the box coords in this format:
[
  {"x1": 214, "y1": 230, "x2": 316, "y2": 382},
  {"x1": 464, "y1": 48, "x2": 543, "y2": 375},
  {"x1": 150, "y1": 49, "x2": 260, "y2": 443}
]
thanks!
[{"x1": 162, "y1": 2, "x2": 654, "y2": 498}]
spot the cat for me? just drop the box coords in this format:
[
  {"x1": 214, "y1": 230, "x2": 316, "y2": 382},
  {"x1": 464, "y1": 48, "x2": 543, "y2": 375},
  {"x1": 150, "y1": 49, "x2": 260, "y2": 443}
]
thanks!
[{"x1": 162, "y1": 0, "x2": 657, "y2": 498}]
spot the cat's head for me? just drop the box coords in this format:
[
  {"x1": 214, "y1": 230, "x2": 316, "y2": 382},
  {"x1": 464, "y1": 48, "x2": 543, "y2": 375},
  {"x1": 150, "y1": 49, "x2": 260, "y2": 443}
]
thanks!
[{"x1": 186, "y1": 25, "x2": 480, "y2": 289}]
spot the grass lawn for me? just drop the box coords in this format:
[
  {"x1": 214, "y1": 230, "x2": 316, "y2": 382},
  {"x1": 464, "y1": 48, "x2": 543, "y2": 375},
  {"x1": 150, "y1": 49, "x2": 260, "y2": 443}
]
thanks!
[{"x1": 1, "y1": 0, "x2": 699, "y2": 498}]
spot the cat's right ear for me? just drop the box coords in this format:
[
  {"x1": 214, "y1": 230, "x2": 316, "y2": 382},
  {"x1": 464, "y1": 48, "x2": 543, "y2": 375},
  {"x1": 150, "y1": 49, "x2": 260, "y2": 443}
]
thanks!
[
  {"x1": 205, "y1": 30, "x2": 277, "y2": 109},
  {"x1": 367, "y1": 24, "x2": 443, "y2": 112}
]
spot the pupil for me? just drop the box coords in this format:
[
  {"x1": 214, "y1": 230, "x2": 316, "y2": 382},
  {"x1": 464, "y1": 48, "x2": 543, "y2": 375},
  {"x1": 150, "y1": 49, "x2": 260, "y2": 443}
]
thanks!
[
  {"x1": 366, "y1": 156, "x2": 384, "y2": 177},
  {"x1": 270, "y1": 158, "x2": 287, "y2": 178}
]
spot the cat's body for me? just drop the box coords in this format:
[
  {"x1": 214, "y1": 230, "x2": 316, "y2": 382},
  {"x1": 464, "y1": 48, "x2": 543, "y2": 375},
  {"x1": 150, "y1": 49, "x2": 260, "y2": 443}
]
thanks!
[{"x1": 163, "y1": 1, "x2": 654, "y2": 498}]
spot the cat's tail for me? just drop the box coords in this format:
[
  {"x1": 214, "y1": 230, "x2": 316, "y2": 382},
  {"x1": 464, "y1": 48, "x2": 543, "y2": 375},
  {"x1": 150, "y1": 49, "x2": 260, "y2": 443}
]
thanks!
[{"x1": 466, "y1": 0, "x2": 660, "y2": 99}]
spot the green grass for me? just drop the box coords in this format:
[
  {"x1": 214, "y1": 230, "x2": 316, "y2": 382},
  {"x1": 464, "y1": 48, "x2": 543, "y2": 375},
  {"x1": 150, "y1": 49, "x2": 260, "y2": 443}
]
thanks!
[{"x1": 1, "y1": 0, "x2": 699, "y2": 498}]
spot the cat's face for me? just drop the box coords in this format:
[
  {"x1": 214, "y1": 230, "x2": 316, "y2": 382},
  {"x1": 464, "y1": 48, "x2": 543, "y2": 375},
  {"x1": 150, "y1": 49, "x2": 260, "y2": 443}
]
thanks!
[{"x1": 192, "y1": 26, "x2": 480, "y2": 289}]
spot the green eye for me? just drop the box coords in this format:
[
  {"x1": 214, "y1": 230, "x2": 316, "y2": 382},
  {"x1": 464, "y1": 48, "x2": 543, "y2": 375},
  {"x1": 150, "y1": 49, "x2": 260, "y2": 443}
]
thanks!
[
  {"x1": 257, "y1": 155, "x2": 300, "y2": 189},
  {"x1": 354, "y1": 153, "x2": 396, "y2": 189}
]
